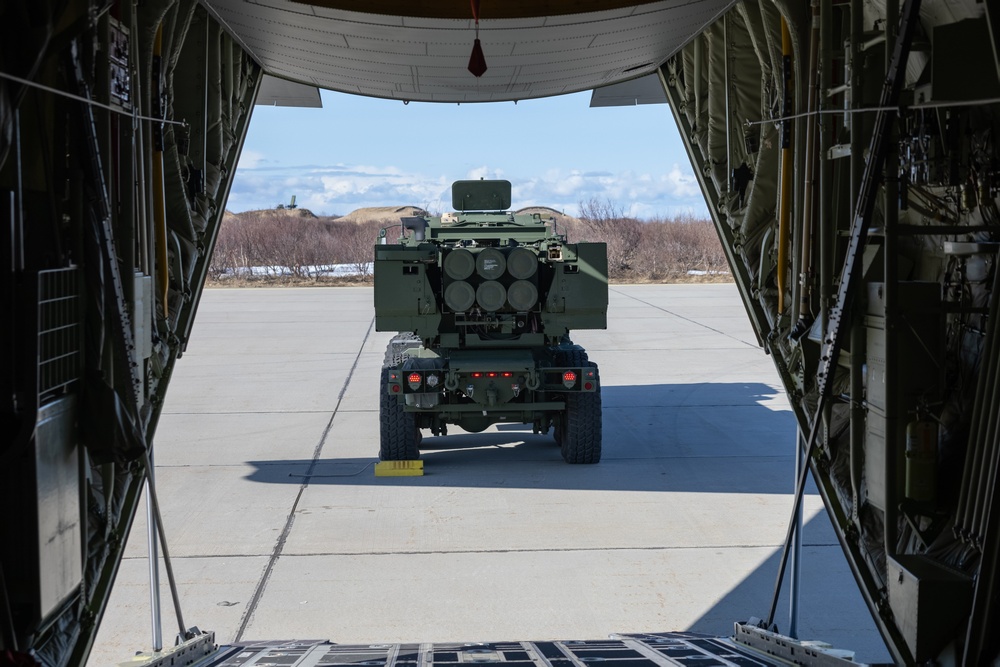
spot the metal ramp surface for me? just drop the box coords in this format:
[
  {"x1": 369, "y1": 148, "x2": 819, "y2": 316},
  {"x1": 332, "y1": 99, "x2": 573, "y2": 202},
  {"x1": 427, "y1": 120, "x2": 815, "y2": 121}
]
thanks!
[{"x1": 198, "y1": 631, "x2": 854, "y2": 667}]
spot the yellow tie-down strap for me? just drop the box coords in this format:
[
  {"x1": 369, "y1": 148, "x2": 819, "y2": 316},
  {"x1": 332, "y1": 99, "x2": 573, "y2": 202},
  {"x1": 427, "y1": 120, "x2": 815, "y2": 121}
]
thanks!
[{"x1": 374, "y1": 460, "x2": 424, "y2": 477}]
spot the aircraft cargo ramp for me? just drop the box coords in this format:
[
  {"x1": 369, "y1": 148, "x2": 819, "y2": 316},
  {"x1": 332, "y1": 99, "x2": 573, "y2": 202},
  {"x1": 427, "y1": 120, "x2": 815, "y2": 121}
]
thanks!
[{"x1": 165, "y1": 631, "x2": 864, "y2": 667}]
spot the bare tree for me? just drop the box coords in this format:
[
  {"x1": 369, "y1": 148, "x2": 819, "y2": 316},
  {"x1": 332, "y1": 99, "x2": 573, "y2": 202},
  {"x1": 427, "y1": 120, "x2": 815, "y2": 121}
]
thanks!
[
  {"x1": 338, "y1": 220, "x2": 383, "y2": 277},
  {"x1": 629, "y1": 213, "x2": 727, "y2": 280},
  {"x1": 577, "y1": 198, "x2": 643, "y2": 279}
]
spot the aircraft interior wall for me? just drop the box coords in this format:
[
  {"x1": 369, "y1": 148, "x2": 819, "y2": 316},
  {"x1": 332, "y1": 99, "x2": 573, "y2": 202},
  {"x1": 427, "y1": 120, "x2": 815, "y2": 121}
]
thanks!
[
  {"x1": 660, "y1": 0, "x2": 1000, "y2": 662},
  {"x1": 0, "y1": 1, "x2": 259, "y2": 664}
]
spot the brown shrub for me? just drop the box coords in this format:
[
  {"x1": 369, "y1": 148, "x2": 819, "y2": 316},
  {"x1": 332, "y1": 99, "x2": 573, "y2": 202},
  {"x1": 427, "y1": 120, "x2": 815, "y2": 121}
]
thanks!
[
  {"x1": 209, "y1": 204, "x2": 729, "y2": 285},
  {"x1": 339, "y1": 220, "x2": 384, "y2": 277},
  {"x1": 571, "y1": 200, "x2": 727, "y2": 282},
  {"x1": 631, "y1": 213, "x2": 728, "y2": 281},
  {"x1": 210, "y1": 210, "x2": 379, "y2": 280},
  {"x1": 575, "y1": 198, "x2": 643, "y2": 279}
]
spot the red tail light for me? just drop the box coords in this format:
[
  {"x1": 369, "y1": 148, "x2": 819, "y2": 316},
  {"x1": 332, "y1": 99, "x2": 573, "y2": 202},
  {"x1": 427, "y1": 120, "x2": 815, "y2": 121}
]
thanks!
[
  {"x1": 407, "y1": 372, "x2": 422, "y2": 390},
  {"x1": 563, "y1": 371, "x2": 577, "y2": 388}
]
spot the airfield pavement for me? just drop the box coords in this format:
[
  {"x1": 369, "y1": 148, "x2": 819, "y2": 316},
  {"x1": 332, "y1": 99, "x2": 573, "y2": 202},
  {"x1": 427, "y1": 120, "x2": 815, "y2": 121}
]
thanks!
[{"x1": 87, "y1": 284, "x2": 892, "y2": 666}]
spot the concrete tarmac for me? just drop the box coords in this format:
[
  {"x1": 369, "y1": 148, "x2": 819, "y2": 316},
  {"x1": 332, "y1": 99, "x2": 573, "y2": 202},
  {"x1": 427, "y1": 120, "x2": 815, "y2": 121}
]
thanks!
[{"x1": 87, "y1": 284, "x2": 892, "y2": 665}]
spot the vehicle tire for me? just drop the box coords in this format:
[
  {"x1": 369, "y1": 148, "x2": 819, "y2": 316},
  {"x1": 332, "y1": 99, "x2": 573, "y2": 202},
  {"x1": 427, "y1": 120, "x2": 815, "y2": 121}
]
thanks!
[
  {"x1": 384, "y1": 332, "x2": 421, "y2": 367},
  {"x1": 552, "y1": 346, "x2": 589, "y2": 450},
  {"x1": 553, "y1": 346, "x2": 588, "y2": 368},
  {"x1": 379, "y1": 368, "x2": 420, "y2": 461},
  {"x1": 560, "y1": 362, "x2": 602, "y2": 464}
]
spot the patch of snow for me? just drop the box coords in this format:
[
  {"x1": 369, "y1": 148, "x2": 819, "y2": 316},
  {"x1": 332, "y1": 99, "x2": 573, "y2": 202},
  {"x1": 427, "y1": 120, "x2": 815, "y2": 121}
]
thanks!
[{"x1": 217, "y1": 263, "x2": 373, "y2": 278}]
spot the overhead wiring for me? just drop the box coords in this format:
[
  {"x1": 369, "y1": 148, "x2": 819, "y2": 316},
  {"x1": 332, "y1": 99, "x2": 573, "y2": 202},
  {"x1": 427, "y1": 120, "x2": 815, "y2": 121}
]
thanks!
[
  {"x1": 746, "y1": 95, "x2": 1000, "y2": 127},
  {"x1": 0, "y1": 69, "x2": 188, "y2": 128}
]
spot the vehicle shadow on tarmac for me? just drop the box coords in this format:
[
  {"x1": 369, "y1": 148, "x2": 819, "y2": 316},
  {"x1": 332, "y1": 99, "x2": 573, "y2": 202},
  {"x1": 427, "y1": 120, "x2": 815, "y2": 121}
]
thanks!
[
  {"x1": 239, "y1": 381, "x2": 892, "y2": 661},
  {"x1": 244, "y1": 382, "x2": 803, "y2": 495}
]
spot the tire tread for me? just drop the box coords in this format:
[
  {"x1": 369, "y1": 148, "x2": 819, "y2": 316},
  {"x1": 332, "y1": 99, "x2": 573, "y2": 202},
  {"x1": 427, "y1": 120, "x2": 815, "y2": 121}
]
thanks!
[
  {"x1": 379, "y1": 368, "x2": 420, "y2": 461},
  {"x1": 560, "y1": 361, "x2": 602, "y2": 464}
]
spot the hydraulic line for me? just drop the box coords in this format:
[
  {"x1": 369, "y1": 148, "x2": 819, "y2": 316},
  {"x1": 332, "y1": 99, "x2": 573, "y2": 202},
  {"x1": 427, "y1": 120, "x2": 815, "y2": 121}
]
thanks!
[
  {"x1": 965, "y1": 396, "x2": 1000, "y2": 661},
  {"x1": 724, "y1": 13, "x2": 731, "y2": 194},
  {"x1": 963, "y1": 261, "x2": 1000, "y2": 661},
  {"x1": 693, "y1": 35, "x2": 703, "y2": 128},
  {"x1": 132, "y1": 108, "x2": 150, "y2": 275},
  {"x1": 129, "y1": 6, "x2": 151, "y2": 277},
  {"x1": 970, "y1": 264, "x2": 1000, "y2": 542},
  {"x1": 818, "y1": 0, "x2": 833, "y2": 334},
  {"x1": 777, "y1": 18, "x2": 793, "y2": 313},
  {"x1": 152, "y1": 25, "x2": 169, "y2": 318},
  {"x1": 793, "y1": 0, "x2": 821, "y2": 332},
  {"x1": 957, "y1": 264, "x2": 1000, "y2": 539},
  {"x1": 977, "y1": 359, "x2": 1000, "y2": 543}
]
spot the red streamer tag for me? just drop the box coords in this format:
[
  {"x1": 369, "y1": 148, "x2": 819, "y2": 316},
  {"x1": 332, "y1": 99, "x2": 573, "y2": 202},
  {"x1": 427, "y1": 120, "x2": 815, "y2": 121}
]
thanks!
[{"x1": 468, "y1": 37, "x2": 487, "y2": 77}]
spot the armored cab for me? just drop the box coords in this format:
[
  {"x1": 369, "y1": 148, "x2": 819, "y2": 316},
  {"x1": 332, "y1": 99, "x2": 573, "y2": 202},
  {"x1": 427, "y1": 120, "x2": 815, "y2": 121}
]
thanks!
[{"x1": 374, "y1": 180, "x2": 608, "y2": 463}]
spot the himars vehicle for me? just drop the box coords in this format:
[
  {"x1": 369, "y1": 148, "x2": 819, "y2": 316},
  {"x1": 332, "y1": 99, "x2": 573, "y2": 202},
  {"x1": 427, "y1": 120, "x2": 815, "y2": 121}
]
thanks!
[{"x1": 374, "y1": 180, "x2": 608, "y2": 463}]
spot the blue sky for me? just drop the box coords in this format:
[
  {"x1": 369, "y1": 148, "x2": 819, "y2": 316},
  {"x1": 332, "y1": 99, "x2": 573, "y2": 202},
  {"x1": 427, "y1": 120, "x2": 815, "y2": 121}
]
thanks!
[{"x1": 229, "y1": 89, "x2": 709, "y2": 219}]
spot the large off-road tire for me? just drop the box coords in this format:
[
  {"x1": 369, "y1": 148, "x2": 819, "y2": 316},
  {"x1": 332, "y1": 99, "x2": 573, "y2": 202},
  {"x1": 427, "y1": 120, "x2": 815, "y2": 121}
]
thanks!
[
  {"x1": 560, "y1": 361, "x2": 602, "y2": 464},
  {"x1": 553, "y1": 344, "x2": 588, "y2": 368},
  {"x1": 379, "y1": 368, "x2": 420, "y2": 461},
  {"x1": 384, "y1": 332, "x2": 421, "y2": 367}
]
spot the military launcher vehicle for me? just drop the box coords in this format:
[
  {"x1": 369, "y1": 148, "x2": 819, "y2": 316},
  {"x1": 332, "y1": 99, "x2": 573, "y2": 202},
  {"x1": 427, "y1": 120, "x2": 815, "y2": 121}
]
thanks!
[{"x1": 374, "y1": 180, "x2": 608, "y2": 464}]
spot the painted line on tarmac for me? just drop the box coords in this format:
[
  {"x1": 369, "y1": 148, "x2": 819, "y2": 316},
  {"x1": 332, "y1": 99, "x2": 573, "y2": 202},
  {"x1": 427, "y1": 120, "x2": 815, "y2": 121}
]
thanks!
[
  {"x1": 610, "y1": 288, "x2": 759, "y2": 349},
  {"x1": 233, "y1": 316, "x2": 375, "y2": 642},
  {"x1": 147, "y1": 542, "x2": 842, "y2": 561}
]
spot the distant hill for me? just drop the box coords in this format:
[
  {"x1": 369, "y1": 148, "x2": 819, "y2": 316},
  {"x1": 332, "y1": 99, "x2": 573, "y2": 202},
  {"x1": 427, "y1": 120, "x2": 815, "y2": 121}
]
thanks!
[
  {"x1": 514, "y1": 206, "x2": 580, "y2": 225},
  {"x1": 224, "y1": 205, "x2": 430, "y2": 223},
  {"x1": 224, "y1": 204, "x2": 580, "y2": 225},
  {"x1": 224, "y1": 207, "x2": 321, "y2": 220},
  {"x1": 337, "y1": 205, "x2": 428, "y2": 223}
]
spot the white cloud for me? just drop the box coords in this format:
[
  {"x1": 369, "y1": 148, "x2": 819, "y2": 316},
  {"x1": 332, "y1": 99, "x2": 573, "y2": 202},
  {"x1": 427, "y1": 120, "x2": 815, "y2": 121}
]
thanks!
[
  {"x1": 511, "y1": 167, "x2": 708, "y2": 217},
  {"x1": 228, "y1": 162, "x2": 709, "y2": 218},
  {"x1": 665, "y1": 164, "x2": 701, "y2": 198},
  {"x1": 237, "y1": 149, "x2": 265, "y2": 170},
  {"x1": 465, "y1": 166, "x2": 505, "y2": 181}
]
